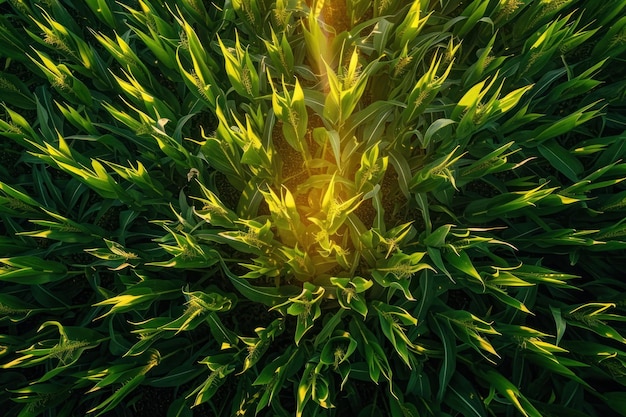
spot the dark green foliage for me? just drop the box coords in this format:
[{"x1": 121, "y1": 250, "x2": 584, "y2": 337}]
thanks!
[{"x1": 0, "y1": 0, "x2": 626, "y2": 416}]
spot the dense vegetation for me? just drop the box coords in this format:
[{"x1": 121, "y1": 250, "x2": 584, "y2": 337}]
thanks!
[{"x1": 1, "y1": 0, "x2": 626, "y2": 416}]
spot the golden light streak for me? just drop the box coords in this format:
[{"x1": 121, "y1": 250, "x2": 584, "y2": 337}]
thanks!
[{"x1": 306, "y1": 0, "x2": 350, "y2": 93}]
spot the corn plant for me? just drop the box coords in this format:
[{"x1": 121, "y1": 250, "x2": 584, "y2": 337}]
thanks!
[{"x1": 1, "y1": 0, "x2": 626, "y2": 416}]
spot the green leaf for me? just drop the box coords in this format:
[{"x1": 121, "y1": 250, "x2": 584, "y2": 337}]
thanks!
[
  {"x1": 550, "y1": 306, "x2": 567, "y2": 346},
  {"x1": 373, "y1": 301, "x2": 421, "y2": 366},
  {"x1": 478, "y1": 370, "x2": 542, "y2": 417},
  {"x1": 350, "y1": 319, "x2": 392, "y2": 384},
  {"x1": 538, "y1": 141, "x2": 583, "y2": 182},
  {"x1": 442, "y1": 310, "x2": 500, "y2": 360},
  {"x1": 92, "y1": 280, "x2": 180, "y2": 318},
  {"x1": 166, "y1": 397, "x2": 193, "y2": 417},
  {"x1": 220, "y1": 258, "x2": 298, "y2": 307},
  {"x1": 0, "y1": 181, "x2": 42, "y2": 208},
  {"x1": 254, "y1": 346, "x2": 305, "y2": 413},
  {"x1": 423, "y1": 119, "x2": 457, "y2": 148},
  {"x1": 190, "y1": 356, "x2": 235, "y2": 406},
  {"x1": 605, "y1": 392, "x2": 626, "y2": 417},
  {"x1": 444, "y1": 250, "x2": 483, "y2": 286},
  {"x1": 424, "y1": 224, "x2": 454, "y2": 247},
  {"x1": 0, "y1": 293, "x2": 35, "y2": 322},
  {"x1": 487, "y1": 285, "x2": 533, "y2": 314},
  {"x1": 446, "y1": 373, "x2": 487, "y2": 417},
  {"x1": 388, "y1": 150, "x2": 412, "y2": 199},
  {"x1": 319, "y1": 332, "x2": 358, "y2": 367},
  {"x1": 432, "y1": 315, "x2": 456, "y2": 402},
  {"x1": 0, "y1": 256, "x2": 67, "y2": 284}
]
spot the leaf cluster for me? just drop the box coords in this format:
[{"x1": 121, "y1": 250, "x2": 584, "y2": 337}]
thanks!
[{"x1": 0, "y1": 0, "x2": 625, "y2": 416}]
